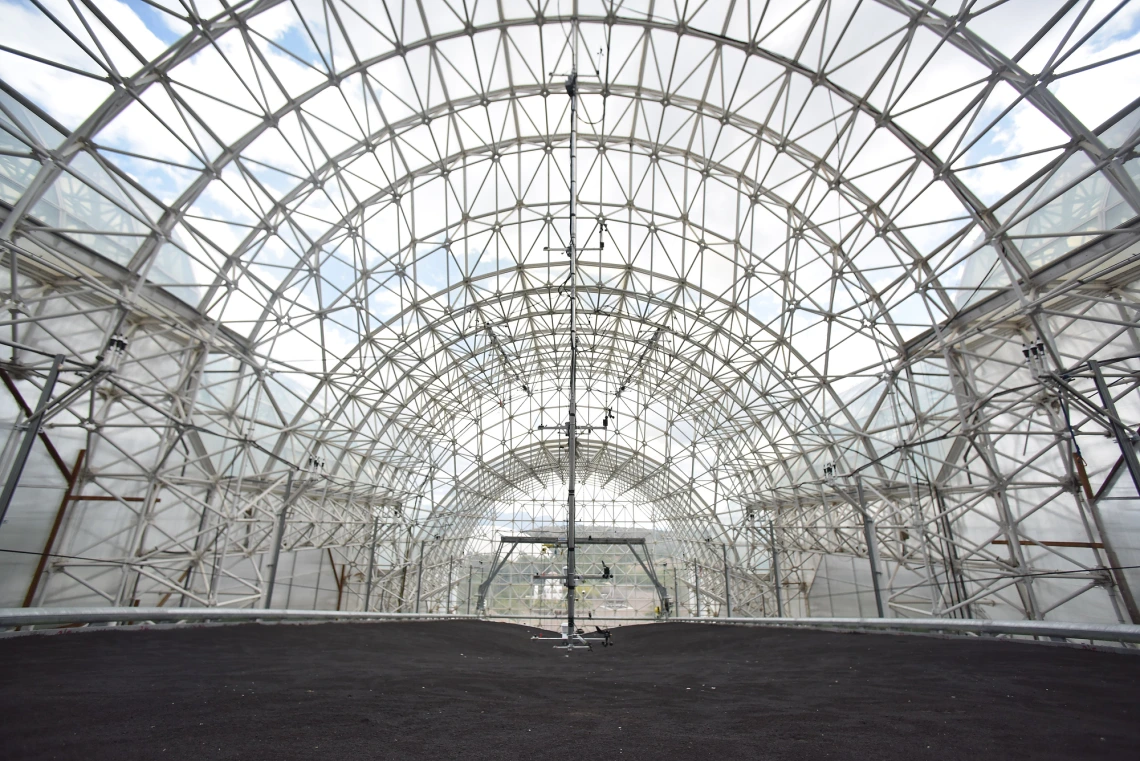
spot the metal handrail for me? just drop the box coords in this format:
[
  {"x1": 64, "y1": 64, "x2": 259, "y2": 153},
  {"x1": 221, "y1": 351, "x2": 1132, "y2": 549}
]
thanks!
[
  {"x1": 3, "y1": 608, "x2": 1139, "y2": 645},
  {"x1": 0, "y1": 607, "x2": 476, "y2": 628},
  {"x1": 668, "y1": 616, "x2": 1140, "y2": 644}
]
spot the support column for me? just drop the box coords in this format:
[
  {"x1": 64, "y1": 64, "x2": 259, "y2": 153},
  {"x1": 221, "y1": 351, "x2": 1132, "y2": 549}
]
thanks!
[
  {"x1": 721, "y1": 543, "x2": 732, "y2": 618},
  {"x1": 769, "y1": 520, "x2": 783, "y2": 617},
  {"x1": 446, "y1": 555, "x2": 454, "y2": 614},
  {"x1": 1090, "y1": 360, "x2": 1140, "y2": 495},
  {"x1": 414, "y1": 539, "x2": 426, "y2": 614},
  {"x1": 856, "y1": 477, "x2": 886, "y2": 618},
  {"x1": 363, "y1": 514, "x2": 378, "y2": 612},
  {"x1": 693, "y1": 559, "x2": 702, "y2": 618},
  {"x1": 673, "y1": 564, "x2": 680, "y2": 619},
  {"x1": 0, "y1": 354, "x2": 63, "y2": 527},
  {"x1": 1087, "y1": 360, "x2": 1140, "y2": 622},
  {"x1": 263, "y1": 470, "x2": 293, "y2": 608}
]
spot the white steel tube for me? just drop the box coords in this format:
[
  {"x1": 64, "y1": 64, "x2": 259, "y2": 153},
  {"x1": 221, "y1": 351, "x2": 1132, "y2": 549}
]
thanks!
[{"x1": 564, "y1": 19, "x2": 580, "y2": 634}]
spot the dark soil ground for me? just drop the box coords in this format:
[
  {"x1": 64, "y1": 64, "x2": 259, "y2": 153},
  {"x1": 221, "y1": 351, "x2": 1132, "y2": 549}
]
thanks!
[{"x1": 1, "y1": 620, "x2": 1138, "y2": 760}]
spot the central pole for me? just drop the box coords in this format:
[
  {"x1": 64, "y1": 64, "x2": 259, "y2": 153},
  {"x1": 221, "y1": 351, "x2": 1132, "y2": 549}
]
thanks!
[{"x1": 564, "y1": 17, "x2": 580, "y2": 635}]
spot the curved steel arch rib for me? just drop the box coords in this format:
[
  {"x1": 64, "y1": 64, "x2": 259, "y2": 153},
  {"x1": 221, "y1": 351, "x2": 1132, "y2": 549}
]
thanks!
[
  {"x1": 272, "y1": 269, "x2": 894, "y2": 490},
  {"x1": 421, "y1": 437, "x2": 726, "y2": 546},
  {"x1": 228, "y1": 129, "x2": 928, "y2": 346},
  {"x1": 9, "y1": 7, "x2": 1035, "y2": 301}
]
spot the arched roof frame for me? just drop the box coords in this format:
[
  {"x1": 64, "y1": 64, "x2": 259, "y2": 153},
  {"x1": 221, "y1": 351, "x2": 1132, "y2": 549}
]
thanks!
[
  {"x1": 254, "y1": 173, "x2": 906, "y2": 438},
  {"x1": 230, "y1": 112, "x2": 960, "y2": 488},
  {"x1": 3, "y1": 1, "x2": 1129, "y2": 520},
  {"x1": 421, "y1": 438, "x2": 728, "y2": 556},
  {"x1": 294, "y1": 274, "x2": 890, "y2": 497},
  {"x1": 214, "y1": 134, "x2": 930, "y2": 489},
  {"x1": 225, "y1": 128, "x2": 932, "y2": 346},
  {"x1": 8, "y1": 5, "x2": 1058, "y2": 289},
  {"x1": 318, "y1": 311, "x2": 795, "y2": 492}
]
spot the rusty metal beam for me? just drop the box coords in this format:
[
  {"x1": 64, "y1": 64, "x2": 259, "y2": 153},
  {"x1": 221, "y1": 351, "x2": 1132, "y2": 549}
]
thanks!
[
  {"x1": 22, "y1": 449, "x2": 84, "y2": 607},
  {"x1": 992, "y1": 539, "x2": 1105, "y2": 549}
]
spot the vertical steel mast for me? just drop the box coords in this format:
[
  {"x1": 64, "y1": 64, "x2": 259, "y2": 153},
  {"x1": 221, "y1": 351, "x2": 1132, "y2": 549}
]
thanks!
[
  {"x1": 564, "y1": 15, "x2": 580, "y2": 636},
  {"x1": 531, "y1": 16, "x2": 608, "y2": 648}
]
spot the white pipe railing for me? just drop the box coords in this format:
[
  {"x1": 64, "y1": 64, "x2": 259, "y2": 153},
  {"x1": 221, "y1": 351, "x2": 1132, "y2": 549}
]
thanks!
[
  {"x1": 668, "y1": 616, "x2": 1140, "y2": 644},
  {"x1": 3, "y1": 608, "x2": 1139, "y2": 645},
  {"x1": 0, "y1": 607, "x2": 475, "y2": 628}
]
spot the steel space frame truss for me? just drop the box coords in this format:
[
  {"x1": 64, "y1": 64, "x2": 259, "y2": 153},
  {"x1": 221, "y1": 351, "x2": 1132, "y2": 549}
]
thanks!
[{"x1": 0, "y1": 0, "x2": 1137, "y2": 621}]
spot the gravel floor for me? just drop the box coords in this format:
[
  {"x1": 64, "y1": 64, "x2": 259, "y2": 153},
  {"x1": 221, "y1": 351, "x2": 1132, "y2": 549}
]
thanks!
[{"x1": 1, "y1": 619, "x2": 1138, "y2": 760}]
